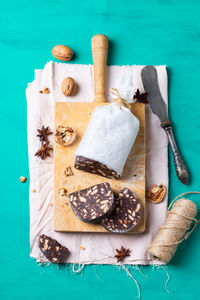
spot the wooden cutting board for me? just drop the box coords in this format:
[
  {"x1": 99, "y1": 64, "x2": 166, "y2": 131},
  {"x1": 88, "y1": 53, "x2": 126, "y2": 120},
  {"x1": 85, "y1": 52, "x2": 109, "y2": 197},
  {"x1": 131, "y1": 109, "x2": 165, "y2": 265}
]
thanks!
[{"x1": 53, "y1": 35, "x2": 145, "y2": 233}]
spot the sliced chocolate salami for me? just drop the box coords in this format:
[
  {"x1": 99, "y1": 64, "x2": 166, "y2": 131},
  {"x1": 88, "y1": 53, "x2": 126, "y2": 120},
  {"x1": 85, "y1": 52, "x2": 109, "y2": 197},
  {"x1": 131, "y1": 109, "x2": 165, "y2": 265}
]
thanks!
[
  {"x1": 101, "y1": 188, "x2": 142, "y2": 233},
  {"x1": 69, "y1": 182, "x2": 115, "y2": 223},
  {"x1": 74, "y1": 156, "x2": 121, "y2": 180},
  {"x1": 39, "y1": 234, "x2": 69, "y2": 263}
]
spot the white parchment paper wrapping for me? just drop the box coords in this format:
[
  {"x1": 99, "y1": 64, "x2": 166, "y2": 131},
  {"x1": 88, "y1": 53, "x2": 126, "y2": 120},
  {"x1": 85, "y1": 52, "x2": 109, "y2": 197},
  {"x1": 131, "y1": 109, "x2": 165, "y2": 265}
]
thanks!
[
  {"x1": 26, "y1": 62, "x2": 168, "y2": 265},
  {"x1": 75, "y1": 103, "x2": 140, "y2": 175}
]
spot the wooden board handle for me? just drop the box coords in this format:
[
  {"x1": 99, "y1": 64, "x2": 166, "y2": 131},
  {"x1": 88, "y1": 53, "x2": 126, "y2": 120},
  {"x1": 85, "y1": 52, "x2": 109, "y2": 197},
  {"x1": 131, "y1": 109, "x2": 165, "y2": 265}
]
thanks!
[{"x1": 92, "y1": 34, "x2": 108, "y2": 102}]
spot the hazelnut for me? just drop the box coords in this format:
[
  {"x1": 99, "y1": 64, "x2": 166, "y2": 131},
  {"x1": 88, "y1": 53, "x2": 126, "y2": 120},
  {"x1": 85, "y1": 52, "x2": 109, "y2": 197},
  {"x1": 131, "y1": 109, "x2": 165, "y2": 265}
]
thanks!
[
  {"x1": 61, "y1": 77, "x2": 77, "y2": 96},
  {"x1": 52, "y1": 45, "x2": 73, "y2": 61},
  {"x1": 20, "y1": 176, "x2": 26, "y2": 183},
  {"x1": 55, "y1": 126, "x2": 76, "y2": 146},
  {"x1": 147, "y1": 183, "x2": 166, "y2": 203}
]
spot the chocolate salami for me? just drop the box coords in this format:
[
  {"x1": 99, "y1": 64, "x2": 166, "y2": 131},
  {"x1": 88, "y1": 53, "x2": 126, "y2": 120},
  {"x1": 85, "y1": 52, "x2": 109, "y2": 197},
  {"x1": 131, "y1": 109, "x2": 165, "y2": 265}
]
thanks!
[
  {"x1": 74, "y1": 156, "x2": 121, "y2": 179},
  {"x1": 39, "y1": 234, "x2": 69, "y2": 263},
  {"x1": 101, "y1": 188, "x2": 142, "y2": 233},
  {"x1": 69, "y1": 182, "x2": 115, "y2": 223},
  {"x1": 74, "y1": 103, "x2": 140, "y2": 180}
]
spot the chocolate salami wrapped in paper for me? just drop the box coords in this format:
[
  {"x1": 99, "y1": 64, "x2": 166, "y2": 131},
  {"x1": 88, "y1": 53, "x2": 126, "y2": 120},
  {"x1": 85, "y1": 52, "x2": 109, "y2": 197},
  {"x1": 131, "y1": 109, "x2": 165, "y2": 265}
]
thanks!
[{"x1": 75, "y1": 92, "x2": 140, "y2": 179}]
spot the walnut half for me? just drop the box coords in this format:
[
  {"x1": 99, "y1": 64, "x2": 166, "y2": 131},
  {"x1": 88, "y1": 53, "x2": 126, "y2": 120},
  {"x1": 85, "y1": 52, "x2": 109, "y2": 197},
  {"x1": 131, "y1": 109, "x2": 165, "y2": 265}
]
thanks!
[
  {"x1": 55, "y1": 126, "x2": 76, "y2": 146},
  {"x1": 147, "y1": 183, "x2": 166, "y2": 203}
]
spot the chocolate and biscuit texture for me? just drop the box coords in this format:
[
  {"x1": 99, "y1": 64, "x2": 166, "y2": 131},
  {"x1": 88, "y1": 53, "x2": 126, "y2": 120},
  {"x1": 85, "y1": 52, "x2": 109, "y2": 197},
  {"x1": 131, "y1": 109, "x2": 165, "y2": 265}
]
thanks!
[
  {"x1": 101, "y1": 188, "x2": 142, "y2": 233},
  {"x1": 69, "y1": 182, "x2": 115, "y2": 223},
  {"x1": 74, "y1": 156, "x2": 121, "y2": 179},
  {"x1": 39, "y1": 234, "x2": 69, "y2": 263}
]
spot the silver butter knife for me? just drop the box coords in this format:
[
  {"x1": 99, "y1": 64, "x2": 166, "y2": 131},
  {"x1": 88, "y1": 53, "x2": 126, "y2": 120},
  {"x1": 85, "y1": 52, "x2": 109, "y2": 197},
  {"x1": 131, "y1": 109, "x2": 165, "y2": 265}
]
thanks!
[{"x1": 141, "y1": 65, "x2": 190, "y2": 185}]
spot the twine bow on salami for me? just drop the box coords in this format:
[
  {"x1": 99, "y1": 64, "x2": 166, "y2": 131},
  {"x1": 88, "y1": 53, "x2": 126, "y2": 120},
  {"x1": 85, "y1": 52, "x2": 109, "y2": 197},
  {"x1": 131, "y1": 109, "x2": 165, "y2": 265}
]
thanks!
[{"x1": 109, "y1": 88, "x2": 132, "y2": 110}]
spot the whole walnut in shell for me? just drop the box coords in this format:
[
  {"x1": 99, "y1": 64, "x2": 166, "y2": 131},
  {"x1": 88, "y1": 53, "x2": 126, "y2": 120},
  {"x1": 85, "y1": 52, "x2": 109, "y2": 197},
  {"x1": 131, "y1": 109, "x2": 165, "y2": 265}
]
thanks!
[
  {"x1": 52, "y1": 45, "x2": 73, "y2": 61},
  {"x1": 61, "y1": 77, "x2": 77, "y2": 96},
  {"x1": 55, "y1": 126, "x2": 76, "y2": 146}
]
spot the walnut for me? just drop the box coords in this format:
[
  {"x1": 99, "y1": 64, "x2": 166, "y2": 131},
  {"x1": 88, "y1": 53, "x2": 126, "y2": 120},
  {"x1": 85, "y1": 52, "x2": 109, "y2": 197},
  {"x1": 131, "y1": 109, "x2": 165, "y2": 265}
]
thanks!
[
  {"x1": 55, "y1": 126, "x2": 76, "y2": 146},
  {"x1": 61, "y1": 77, "x2": 77, "y2": 96},
  {"x1": 52, "y1": 45, "x2": 73, "y2": 61},
  {"x1": 147, "y1": 183, "x2": 166, "y2": 203},
  {"x1": 39, "y1": 87, "x2": 50, "y2": 94},
  {"x1": 59, "y1": 188, "x2": 67, "y2": 196},
  {"x1": 20, "y1": 176, "x2": 26, "y2": 183},
  {"x1": 64, "y1": 166, "x2": 73, "y2": 177}
]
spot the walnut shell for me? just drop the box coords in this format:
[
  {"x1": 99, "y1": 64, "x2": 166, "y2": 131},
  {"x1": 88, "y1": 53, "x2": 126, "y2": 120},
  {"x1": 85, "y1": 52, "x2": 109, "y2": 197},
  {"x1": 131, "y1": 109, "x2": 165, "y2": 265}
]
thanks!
[
  {"x1": 52, "y1": 45, "x2": 73, "y2": 61},
  {"x1": 55, "y1": 126, "x2": 76, "y2": 146},
  {"x1": 61, "y1": 77, "x2": 77, "y2": 96},
  {"x1": 147, "y1": 183, "x2": 166, "y2": 203}
]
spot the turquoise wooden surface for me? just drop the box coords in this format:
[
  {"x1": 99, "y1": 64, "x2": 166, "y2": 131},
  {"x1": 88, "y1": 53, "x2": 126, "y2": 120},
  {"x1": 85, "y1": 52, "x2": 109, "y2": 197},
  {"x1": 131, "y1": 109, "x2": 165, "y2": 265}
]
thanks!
[{"x1": 0, "y1": 0, "x2": 200, "y2": 299}]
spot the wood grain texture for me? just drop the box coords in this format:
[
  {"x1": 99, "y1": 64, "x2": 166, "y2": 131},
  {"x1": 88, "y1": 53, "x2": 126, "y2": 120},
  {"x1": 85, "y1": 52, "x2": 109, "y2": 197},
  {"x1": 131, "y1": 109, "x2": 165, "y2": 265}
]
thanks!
[{"x1": 54, "y1": 102, "x2": 145, "y2": 233}]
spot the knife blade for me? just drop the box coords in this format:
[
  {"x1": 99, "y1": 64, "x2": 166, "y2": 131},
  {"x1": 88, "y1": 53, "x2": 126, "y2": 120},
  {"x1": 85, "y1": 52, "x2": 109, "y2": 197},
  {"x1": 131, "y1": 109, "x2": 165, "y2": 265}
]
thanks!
[{"x1": 141, "y1": 65, "x2": 190, "y2": 185}]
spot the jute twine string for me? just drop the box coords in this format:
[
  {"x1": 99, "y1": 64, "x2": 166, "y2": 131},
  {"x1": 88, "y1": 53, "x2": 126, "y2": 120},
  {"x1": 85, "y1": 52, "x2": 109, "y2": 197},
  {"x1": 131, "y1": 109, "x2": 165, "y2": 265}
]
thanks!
[
  {"x1": 148, "y1": 192, "x2": 200, "y2": 263},
  {"x1": 109, "y1": 88, "x2": 132, "y2": 110}
]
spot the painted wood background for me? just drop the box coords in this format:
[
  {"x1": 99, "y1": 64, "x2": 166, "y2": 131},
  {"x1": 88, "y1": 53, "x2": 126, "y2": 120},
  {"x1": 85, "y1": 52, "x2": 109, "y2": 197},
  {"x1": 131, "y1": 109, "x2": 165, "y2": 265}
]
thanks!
[{"x1": 0, "y1": 0, "x2": 200, "y2": 299}]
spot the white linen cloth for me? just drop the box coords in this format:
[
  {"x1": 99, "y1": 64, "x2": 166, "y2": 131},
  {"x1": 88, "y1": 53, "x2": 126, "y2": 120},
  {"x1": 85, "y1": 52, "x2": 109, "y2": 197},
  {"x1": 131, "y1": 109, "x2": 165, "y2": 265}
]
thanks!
[{"x1": 26, "y1": 61, "x2": 168, "y2": 265}]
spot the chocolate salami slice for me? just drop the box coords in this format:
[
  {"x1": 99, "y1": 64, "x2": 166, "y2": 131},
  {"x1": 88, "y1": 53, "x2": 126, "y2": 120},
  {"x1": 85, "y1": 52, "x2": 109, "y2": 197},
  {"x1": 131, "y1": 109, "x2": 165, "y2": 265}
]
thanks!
[
  {"x1": 74, "y1": 156, "x2": 121, "y2": 179},
  {"x1": 101, "y1": 188, "x2": 142, "y2": 233},
  {"x1": 39, "y1": 234, "x2": 69, "y2": 263},
  {"x1": 69, "y1": 182, "x2": 115, "y2": 223}
]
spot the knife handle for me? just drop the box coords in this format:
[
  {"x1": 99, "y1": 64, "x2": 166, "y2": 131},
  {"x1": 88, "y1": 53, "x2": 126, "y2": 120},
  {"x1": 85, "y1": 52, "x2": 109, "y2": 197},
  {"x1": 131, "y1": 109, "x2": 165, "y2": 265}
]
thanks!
[{"x1": 162, "y1": 122, "x2": 190, "y2": 185}]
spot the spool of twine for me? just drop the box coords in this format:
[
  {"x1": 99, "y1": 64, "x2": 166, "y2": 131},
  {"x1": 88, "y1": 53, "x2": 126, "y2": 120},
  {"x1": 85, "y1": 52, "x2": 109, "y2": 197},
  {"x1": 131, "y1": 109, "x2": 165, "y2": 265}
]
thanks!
[{"x1": 148, "y1": 192, "x2": 200, "y2": 263}]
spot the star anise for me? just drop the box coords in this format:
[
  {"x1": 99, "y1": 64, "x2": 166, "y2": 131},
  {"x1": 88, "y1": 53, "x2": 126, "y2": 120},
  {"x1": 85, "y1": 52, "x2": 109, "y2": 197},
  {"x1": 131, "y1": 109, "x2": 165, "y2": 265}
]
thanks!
[
  {"x1": 35, "y1": 142, "x2": 53, "y2": 160},
  {"x1": 133, "y1": 89, "x2": 148, "y2": 104},
  {"x1": 37, "y1": 126, "x2": 52, "y2": 142},
  {"x1": 115, "y1": 246, "x2": 131, "y2": 263}
]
